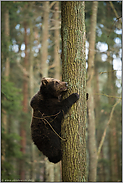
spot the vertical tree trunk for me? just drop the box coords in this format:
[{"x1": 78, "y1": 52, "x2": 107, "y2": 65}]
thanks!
[
  {"x1": 54, "y1": 2, "x2": 60, "y2": 80},
  {"x1": 107, "y1": 53, "x2": 119, "y2": 181},
  {"x1": 86, "y1": 1, "x2": 98, "y2": 182},
  {"x1": 4, "y1": 9, "x2": 10, "y2": 81},
  {"x1": 94, "y1": 56, "x2": 101, "y2": 127},
  {"x1": 54, "y1": 162, "x2": 61, "y2": 182},
  {"x1": 19, "y1": 23, "x2": 28, "y2": 180},
  {"x1": 61, "y1": 2, "x2": 86, "y2": 182},
  {"x1": 41, "y1": 2, "x2": 55, "y2": 181},
  {"x1": 45, "y1": 158, "x2": 54, "y2": 181},
  {"x1": 54, "y1": 3, "x2": 62, "y2": 179},
  {"x1": 94, "y1": 55, "x2": 105, "y2": 181},
  {"x1": 2, "y1": 7, "x2": 10, "y2": 168},
  {"x1": 2, "y1": 9, "x2": 10, "y2": 133},
  {"x1": 41, "y1": 1, "x2": 49, "y2": 77},
  {"x1": 54, "y1": 5, "x2": 61, "y2": 179},
  {"x1": 29, "y1": 8, "x2": 35, "y2": 181}
]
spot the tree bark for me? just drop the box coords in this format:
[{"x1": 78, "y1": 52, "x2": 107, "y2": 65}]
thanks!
[
  {"x1": 61, "y1": 2, "x2": 86, "y2": 182},
  {"x1": 86, "y1": 1, "x2": 98, "y2": 182}
]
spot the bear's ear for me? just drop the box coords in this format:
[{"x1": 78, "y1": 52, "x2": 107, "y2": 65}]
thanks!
[{"x1": 42, "y1": 78, "x2": 48, "y2": 86}]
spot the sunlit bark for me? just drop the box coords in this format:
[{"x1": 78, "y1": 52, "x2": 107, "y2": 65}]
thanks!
[{"x1": 61, "y1": 1, "x2": 87, "y2": 181}]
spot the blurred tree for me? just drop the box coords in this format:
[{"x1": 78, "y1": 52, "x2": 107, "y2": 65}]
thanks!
[
  {"x1": 53, "y1": 2, "x2": 62, "y2": 181},
  {"x1": 86, "y1": 1, "x2": 98, "y2": 182},
  {"x1": 107, "y1": 50, "x2": 120, "y2": 181},
  {"x1": 28, "y1": 3, "x2": 35, "y2": 181},
  {"x1": 61, "y1": 1, "x2": 87, "y2": 181},
  {"x1": 54, "y1": 2, "x2": 60, "y2": 80},
  {"x1": 94, "y1": 53, "x2": 105, "y2": 182},
  {"x1": 19, "y1": 21, "x2": 28, "y2": 180},
  {"x1": 41, "y1": 1, "x2": 49, "y2": 77},
  {"x1": 1, "y1": 4, "x2": 10, "y2": 179},
  {"x1": 85, "y1": 1, "x2": 121, "y2": 181},
  {"x1": 2, "y1": 5, "x2": 10, "y2": 164},
  {"x1": 4, "y1": 9, "x2": 10, "y2": 81}
]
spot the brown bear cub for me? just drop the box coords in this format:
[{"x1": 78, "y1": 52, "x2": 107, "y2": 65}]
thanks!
[{"x1": 30, "y1": 77, "x2": 79, "y2": 163}]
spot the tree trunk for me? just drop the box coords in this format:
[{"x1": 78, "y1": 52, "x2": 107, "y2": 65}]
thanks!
[
  {"x1": 45, "y1": 158, "x2": 54, "y2": 182},
  {"x1": 41, "y1": 2, "x2": 55, "y2": 181},
  {"x1": 41, "y1": 1, "x2": 49, "y2": 77},
  {"x1": 54, "y1": 3, "x2": 61, "y2": 180},
  {"x1": 54, "y1": 6, "x2": 61, "y2": 180},
  {"x1": 2, "y1": 9, "x2": 10, "y2": 133},
  {"x1": 107, "y1": 53, "x2": 119, "y2": 181},
  {"x1": 29, "y1": 9, "x2": 36, "y2": 181},
  {"x1": 54, "y1": 2, "x2": 60, "y2": 80},
  {"x1": 2, "y1": 7, "x2": 10, "y2": 169},
  {"x1": 19, "y1": 23, "x2": 28, "y2": 180},
  {"x1": 86, "y1": 1, "x2": 98, "y2": 182},
  {"x1": 61, "y1": 2, "x2": 87, "y2": 182},
  {"x1": 4, "y1": 9, "x2": 10, "y2": 81},
  {"x1": 54, "y1": 162, "x2": 61, "y2": 182},
  {"x1": 94, "y1": 55, "x2": 105, "y2": 181}
]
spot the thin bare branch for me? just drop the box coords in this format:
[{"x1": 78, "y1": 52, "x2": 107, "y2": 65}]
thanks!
[
  {"x1": 109, "y1": 1, "x2": 121, "y2": 22},
  {"x1": 49, "y1": 2, "x2": 56, "y2": 9},
  {"x1": 95, "y1": 93, "x2": 121, "y2": 99},
  {"x1": 97, "y1": 99, "x2": 121, "y2": 160},
  {"x1": 99, "y1": 70, "x2": 121, "y2": 75}
]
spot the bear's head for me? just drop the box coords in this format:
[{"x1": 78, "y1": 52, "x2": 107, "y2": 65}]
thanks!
[{"x1": 40, "y1": 78, "x2": 68, "y2": 98}]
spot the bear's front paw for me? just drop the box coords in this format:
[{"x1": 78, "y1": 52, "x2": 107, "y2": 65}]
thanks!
[
  {"x1": 73, "y1": 93, "x2": 79, "y2": 100},
  {"x1": 70, "y1": 93, "x2": 79, "y2": 102}
]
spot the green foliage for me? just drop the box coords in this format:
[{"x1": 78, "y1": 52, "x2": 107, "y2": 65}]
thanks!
[
  {"x1": 2, "y1": 130, "x2": 22, "y2": 159},
  {"x1": 1, "y1": 77, "x2": 22, "y2": 115},
  {"x1": 1, "y1": 77, "x2": 23, "y2": 180},
  {"x1": 2, "y1": 161, "x2": 16, "y2": 181},
  {"x1": 1, "y1": 128, "x2": 22, "y2": 181}
]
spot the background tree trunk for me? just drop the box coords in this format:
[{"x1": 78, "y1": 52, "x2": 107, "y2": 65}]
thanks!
[
  {"x1": 53, "y1": 3, "x2": 62, "y2": 181},
  {"x1": 2, "y1": 7, "x2": 10, "y2": 169},
  {"x1": 61, "y1": 2, "x2": 87, "y2": 182},
  {"x1": 54, "y1": 2, "x2": 60, "y2": 80},
  {"x1": 94, "y1": 55, "x2": 105, "y2": 181},
  {"x1": 107, "y1": 52, "x2": 119, "y2": 181},
  {"x1": 86, "y1": 1, "x2": 98, "y2": 182},
  {"x1": 4, "y1": 9, "x2": 10, "y2": 81},
  {"x1": 41, "y1": 1, "x2": 49, "y2": 77},
  {"x1": 29, "y1": 8, "x2": 36, "y2": 181},
  {"x1": 19, "y1": 23, "x2": 28, "y2": 180}
]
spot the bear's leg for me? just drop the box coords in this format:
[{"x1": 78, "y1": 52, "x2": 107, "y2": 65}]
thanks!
[
  {"x1": 34, "y1": 134, "x2": 62, "y2": 163},
  {"x1": 48, "y1": 149, "x2": 62, "y2": 163},
  {"x1": 47, "y1": 135, "x2": 62, "y2": 163},
  {"x1": 61, "y1": 93, "x2": 79, "y2": 114}
]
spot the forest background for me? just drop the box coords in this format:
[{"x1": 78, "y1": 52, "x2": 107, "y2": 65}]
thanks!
[{"x1": 1, "y1": 1, "x2": 122, "y2": 182}]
